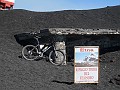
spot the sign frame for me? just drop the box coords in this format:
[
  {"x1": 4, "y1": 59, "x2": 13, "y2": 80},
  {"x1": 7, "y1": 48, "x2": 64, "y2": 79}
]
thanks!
[{"x1": 74, "y1": 46, "x2": 100, "y2": 83}]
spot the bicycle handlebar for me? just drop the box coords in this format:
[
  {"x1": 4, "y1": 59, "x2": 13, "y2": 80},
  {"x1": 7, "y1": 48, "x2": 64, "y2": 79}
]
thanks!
[
  {"x1": 29, "y1": 31, "x2": 38, "y2": 35},
  {"x1": 29, "y1": 31, "x2": 41, "y2": 38}
]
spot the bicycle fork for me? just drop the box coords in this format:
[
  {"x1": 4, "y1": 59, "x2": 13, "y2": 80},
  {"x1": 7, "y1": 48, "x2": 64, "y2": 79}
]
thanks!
[{"x1": 53, "y1": 46, "x2": 58, "y2": 58}]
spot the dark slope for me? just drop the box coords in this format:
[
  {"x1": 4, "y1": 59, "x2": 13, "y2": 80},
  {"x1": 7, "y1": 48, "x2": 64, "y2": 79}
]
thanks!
[
  {"x1": 0, "y1": 6, "x2": 120, "y2": 90},
  {"x1": 0, "y1": 5, "x2": 120, "y2": 33}
]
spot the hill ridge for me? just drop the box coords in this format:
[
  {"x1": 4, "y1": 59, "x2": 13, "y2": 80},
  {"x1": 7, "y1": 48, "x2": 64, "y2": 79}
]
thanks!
[{"x1": 0, "y1": 5, "x2": 120, "y2": 32}]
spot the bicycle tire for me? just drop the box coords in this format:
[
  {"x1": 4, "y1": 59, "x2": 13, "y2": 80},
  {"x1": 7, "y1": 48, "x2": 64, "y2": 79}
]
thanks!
[
  {"x1": 22, "y1": 45, "x2": 38, "y2": 60},
  {"x1": 49, "y1": 50, "x2": 65, "y2": 66}
]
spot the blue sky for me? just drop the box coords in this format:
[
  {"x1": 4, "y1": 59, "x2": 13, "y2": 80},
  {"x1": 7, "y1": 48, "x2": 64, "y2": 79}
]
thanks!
[
  {"x1": 75, "y1": 52, "x2": 98, "y2": 62},
  {"x1": 14, "y1": 0, "x2": 120, "y2": 12}
]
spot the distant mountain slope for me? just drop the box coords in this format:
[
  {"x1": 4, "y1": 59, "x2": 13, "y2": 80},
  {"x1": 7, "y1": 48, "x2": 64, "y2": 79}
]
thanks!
[{"x1": 0, "y1": 5, "x2": 120, "y2": 34}]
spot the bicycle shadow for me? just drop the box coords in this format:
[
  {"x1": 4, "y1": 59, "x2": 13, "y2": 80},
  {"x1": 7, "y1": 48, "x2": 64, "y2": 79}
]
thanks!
[
  {"x1": 14, "y1": 33, "x2": 38, "y2": 46},
  {"x1": 14, "y1": 32, "x2": 53, "y2": 46}
]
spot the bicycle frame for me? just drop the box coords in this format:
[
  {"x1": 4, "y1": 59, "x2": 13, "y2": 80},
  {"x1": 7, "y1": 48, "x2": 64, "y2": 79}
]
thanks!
[
  {"x1": 22, "y1": 33, "x2": 65, "y2": 65},
  {"x1": 34, "y1": 36, "x2": 55, "y2": 57}
]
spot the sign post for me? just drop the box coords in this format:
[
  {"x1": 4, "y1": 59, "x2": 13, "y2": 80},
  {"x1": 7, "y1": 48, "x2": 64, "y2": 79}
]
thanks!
[{"x1": 74, "y1": 46, "x2": 99, "y2": 83}]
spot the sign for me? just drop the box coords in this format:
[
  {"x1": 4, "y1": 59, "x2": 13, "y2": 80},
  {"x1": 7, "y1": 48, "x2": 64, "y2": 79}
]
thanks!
[{"x1": 74, "y1": 46, "x2": 99, "y2": 83}]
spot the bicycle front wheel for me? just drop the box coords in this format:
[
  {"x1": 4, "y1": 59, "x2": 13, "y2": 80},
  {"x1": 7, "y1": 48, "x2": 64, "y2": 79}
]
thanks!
[
  {"x1": 49, "y1": 50, "x2": 65, "y2": 66},
  {"x1": 22, "y1": 45, "x2": 38, "y2": 60}
]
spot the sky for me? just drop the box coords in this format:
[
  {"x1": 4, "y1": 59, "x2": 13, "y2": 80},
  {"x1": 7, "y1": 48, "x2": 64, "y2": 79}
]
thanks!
[
  {"x1": 75, "y1": 52, "x2": 98, "y2": 62},
  {"x1": 14, "y1": 0, "x2": 120, "y2": 12}
]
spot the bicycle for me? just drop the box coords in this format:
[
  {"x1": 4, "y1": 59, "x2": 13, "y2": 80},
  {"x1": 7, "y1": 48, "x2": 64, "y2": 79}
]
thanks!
[{"x1": 22, "y1": 32, "x2": 65, "y2": 66}]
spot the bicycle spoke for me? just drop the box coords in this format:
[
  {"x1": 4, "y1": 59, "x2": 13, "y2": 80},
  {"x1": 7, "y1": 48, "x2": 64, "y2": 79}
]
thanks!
[
  {"x1": 49, "y1": 50, "x2": 65, "y2": 65},
  {"x1": 22, "y1": 45, "x2": 38, "y2": 60}
]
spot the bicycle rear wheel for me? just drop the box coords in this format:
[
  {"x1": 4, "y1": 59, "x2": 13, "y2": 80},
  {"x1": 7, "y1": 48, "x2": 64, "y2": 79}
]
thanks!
[
  {"x1": 49, "y1": 50, "x2": 65, "y2": 65},
  {"x1": 22, "y1": 45, "x2": 38, "y2": 60}
]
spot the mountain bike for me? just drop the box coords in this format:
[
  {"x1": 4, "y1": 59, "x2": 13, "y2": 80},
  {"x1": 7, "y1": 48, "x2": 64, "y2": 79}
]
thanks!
[{"x1": 22, "y1": 32, "x2": 65, "y2": 66}]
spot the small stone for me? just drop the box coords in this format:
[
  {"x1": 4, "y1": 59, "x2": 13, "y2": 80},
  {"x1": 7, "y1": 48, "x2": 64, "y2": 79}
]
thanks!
[
  {"x1": 110, "y1": 60, "x2": 115, "y2": 62},
  {"x1": 109, "y1": 79, "x2": 116, "y2": 84},
  {"x1": 118, "y1": 75, "x2": 120, "y2": 77}
]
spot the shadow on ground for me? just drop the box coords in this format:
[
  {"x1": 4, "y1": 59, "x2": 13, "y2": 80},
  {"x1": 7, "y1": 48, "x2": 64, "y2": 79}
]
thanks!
[{"x1": 14, "y1": 33, "x2": 120, "y2": 61}]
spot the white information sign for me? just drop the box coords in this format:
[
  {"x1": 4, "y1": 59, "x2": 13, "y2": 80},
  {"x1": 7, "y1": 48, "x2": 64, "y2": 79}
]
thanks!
[{"x1": 74, "y1": 46, "x2": 99, "y2": 83}]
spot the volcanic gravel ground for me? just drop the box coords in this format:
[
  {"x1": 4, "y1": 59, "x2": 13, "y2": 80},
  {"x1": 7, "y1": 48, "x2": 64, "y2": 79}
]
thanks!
[{"x1": 0, "y1": 5, "x2": 120, "y2": 90}]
